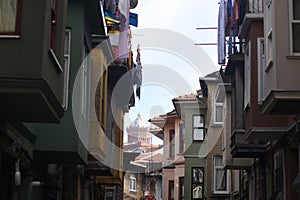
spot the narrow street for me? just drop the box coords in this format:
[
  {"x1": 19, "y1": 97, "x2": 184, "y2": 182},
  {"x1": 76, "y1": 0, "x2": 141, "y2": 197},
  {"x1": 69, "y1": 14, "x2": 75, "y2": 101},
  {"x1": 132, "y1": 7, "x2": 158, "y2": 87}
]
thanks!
[{"x1": 0, "y1": 0, "x2": 300, "y2": 200}]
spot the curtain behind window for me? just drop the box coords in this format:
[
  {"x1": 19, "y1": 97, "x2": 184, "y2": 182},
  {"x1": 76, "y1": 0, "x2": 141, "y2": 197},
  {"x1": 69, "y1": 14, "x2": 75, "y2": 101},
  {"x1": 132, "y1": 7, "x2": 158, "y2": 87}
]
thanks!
[{"x1": 0, "y1": 0, "x2": 17, "y2": 32}]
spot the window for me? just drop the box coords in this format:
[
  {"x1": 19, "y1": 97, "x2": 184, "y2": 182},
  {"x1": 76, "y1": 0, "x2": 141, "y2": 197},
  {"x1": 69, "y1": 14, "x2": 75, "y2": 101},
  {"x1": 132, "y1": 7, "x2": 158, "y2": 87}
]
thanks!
[
  {"x1": 290, "y1": 0, "x2": 300, "y2": 54},
  {"x1": 129, "y1": 177, "x2": 136, "y2": 191},
  {"x1": 81, "y1": 48, "x2": 89, "y2": 120},
  {"x1": 168, "y1": 180, "x2": 174, "y2": 200},
  {"x1": 192, "y1": 115, "x2": 205, "y2": 141},
  {"x1": 274, "y1": 151, "x2": 284, "y2": 194},
  {"x1": 80, "y1": 47, "x2": 92, "y2": 121},
  {"x1": 233, "y1": 170, "x2": 240, "y2": 193},
  {"x1": 179, "y1": 177, "x2": 184, "y2": 200},
  {"x1": 213, "y1": 155, "x2": 229, "y2": 193},
  {"x1": 213, "y1": 92, "x2": 223, "y2": 124},
  {"x1": 265, "y1": 0, "x2": 273, "y2": 69},
  {"x1": 179, "y1": 123, "x2": 185, "y2": 153},
  {"x1": 257, "y1": 38, "x2": 265, "y2": 104},
  {"x1": 62, "y1": 29, "x2": 71, "y2": 110},
  {"x1": 0, "y1": 0, "x2": 22, "y2": 35},
  {"x1": 244, "y1": 42, "x2": 251, "y2": 109},
  {"x1": 169, "y1": 129, "x2": 175, "y2": 158},
  {"x1": 192, "y1": 167, "x2": 204, "y2": 200},
  {"x1": 105, "y1": 186, "x2": 116, "y2": 200}
]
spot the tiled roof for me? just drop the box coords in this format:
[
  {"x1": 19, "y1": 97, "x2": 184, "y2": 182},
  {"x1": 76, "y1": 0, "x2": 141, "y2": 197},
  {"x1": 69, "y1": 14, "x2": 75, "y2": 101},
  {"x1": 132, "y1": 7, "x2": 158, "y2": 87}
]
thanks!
[{"x1": 173, "y1": 92, "x2": 197, "y2": 101}]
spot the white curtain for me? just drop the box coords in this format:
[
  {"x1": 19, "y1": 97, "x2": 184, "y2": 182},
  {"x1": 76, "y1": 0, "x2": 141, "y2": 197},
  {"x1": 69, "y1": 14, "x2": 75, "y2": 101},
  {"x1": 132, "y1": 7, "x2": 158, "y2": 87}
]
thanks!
[
  {"x1": 0, "y1": 0, "x2": 17, "y2": 32},
  {"x1": 216, "y1": 169, "x2": 226, "y2": 190}
]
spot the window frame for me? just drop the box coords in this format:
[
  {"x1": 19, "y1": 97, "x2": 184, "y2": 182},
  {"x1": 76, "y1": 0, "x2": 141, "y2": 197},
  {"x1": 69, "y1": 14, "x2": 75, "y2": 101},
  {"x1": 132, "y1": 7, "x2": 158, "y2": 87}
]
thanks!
[
  {"x1": 289, "y1": 0, "x2": 300, "y2": 55},
  {"x1": 257, "y1": 38, "x2": 265, "y2": 105},
  {"x1": 168, "y1": 180, "x2": 174, "y2": 200},
  {"x1": 62, "y1": 28, "x2": 71, "y2": 110},
  {"x1": 192, "y1": 114, "x2": 205, "y2": 142},
  {"x1": 233, "y1": 170, "x2": 240, "y2": 193},
  {"x1": 213, "y1": 91, "x2": 223, "y2": 124},
  {"x1": 81, "y1": 49, "x2": 88, "y2": 120},
  {"x1": 0, "y1": 0, "x2": 22, "y2": 36},
  {"x1": 244, "y1": 42, "x2": 251, "y2": 109},
  {"x1": 265, "y1": 0, "x2": 273, "y2": 71},
  {"x1": 169, "y1": 129, "x2": 175, "y2": 158},
  {"x1": 191, "y1": 167, "x2": 204, "y2": 200},
  {"x1": 179, "y1": 123, "x2": 185, "y2": 154},
  {"x1": 129, "y1": 176, "x2": 137, "y2": 192},
  {"x1": 213, "y1": 155, "x2": 229, "y2": 194},
  {"x1": 179, "y1": 176, "x2": 184, "y2": 200}
]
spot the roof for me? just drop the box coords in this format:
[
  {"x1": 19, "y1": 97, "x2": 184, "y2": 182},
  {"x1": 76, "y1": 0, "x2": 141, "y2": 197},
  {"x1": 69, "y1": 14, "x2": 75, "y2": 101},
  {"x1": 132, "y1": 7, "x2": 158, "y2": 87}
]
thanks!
[
  {"x1": 173, "y1": 93, "x2": 197, "y2": 101},
  {"x1": 148, "y1": 123, "x2": 164, "y2": 140},
  {"x1": 172, "y1": 90, "x2": 206, "y2": 119},
  {"x1": 148, "y1": 109, "x2": 179, "y2": 131}
]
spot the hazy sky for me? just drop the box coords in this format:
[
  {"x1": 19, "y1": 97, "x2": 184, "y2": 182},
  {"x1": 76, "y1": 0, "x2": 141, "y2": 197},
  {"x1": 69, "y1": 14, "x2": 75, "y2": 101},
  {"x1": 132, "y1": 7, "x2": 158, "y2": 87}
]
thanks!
[{"x1": 124, "y1": 0, "x2": 220, "y2": 143}]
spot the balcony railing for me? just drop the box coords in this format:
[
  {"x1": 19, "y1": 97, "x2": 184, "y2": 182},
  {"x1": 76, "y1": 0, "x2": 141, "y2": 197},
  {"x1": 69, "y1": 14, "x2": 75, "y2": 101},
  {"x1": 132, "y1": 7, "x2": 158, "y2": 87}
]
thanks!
[{"x1": 225, "y1": 0, "x2": 264, "y2": 57}]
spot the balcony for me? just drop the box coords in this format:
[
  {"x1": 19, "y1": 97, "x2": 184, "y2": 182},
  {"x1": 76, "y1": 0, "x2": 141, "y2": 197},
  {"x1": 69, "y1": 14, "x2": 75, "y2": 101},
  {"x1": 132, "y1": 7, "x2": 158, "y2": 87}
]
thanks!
[
  {"x1": 261, "y1": 91, "x2": 300, "y2": 114},
  {"x1": 260, "y1": 0, "x2": 300, "y2": 114},
  {"x1": 231, "y1": 130, "x2": 266, "y2": 158},
  {"x1": 108, "y1": 63, "x2": 135, "y2": 111},
  {"x1": 0, "y1": 0, "x2": 68, "y2": 122},
  {"x1": 246, "y1": 127, "x2": 287, "y2": 143},
  {"x1": 239, "y1": 0, "x2": 264, "y2": 39}
]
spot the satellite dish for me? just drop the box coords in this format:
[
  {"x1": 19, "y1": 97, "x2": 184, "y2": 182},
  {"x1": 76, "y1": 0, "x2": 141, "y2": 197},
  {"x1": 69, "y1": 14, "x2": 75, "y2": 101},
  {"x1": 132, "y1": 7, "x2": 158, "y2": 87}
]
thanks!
[{"x1": 130, "y1": 0, "x2": 138, "y2": 9}]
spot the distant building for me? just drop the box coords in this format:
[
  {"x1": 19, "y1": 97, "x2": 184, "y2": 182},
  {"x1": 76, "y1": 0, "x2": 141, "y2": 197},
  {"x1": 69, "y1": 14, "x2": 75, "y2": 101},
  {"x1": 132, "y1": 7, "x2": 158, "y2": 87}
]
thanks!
[
  {"x1": 123, "y1": 114, "x2": 163, "y2": 200},
  {"x1": 124, "y1": 114, "x2": 161, "y2": 152}
]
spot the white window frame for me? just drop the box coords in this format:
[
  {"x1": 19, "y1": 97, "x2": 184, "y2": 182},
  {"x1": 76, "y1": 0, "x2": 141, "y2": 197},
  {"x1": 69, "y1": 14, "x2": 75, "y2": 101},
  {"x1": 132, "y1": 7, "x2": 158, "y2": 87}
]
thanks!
[
  {"x1": 213, "y1": 155, "x2": 229, "y2": 194},
  {"x1": 233, "y1": 170, "x2": 240, "y2": 193},
  {"x1": 257, "y1": 38, "x2": 265, "y2": 105},
  {"x1": 213, "y1": 91, "x2": 223, "y2": 124},
  {"x1": 289, "y1": 0, "x2": 300, "y2": 55},
  {"x1": 244, "y1": 42, "x2": 251, "y2": 109},
  {"x1": 129, "y1": 177, "x2": 137, "y2": 192},
  {"x1": 62, "y1": 29, "x2": 71, "y2": 110},
  {"x1": 192, "y1": 115, "x2": 205, "y2": 142},
  {"x1": 265, "y1": 0, "x2": 273, "y2": 71},
  {"x1": 81, "y1": 48, "x2": 88, "y2": 119}
]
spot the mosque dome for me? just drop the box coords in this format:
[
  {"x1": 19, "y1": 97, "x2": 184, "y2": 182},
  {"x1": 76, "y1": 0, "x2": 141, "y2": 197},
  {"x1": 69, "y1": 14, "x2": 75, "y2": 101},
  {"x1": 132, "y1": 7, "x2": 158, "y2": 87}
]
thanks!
[{"x1": 129, "y1": 114, "x2": 149, "y2": 129}]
